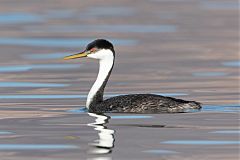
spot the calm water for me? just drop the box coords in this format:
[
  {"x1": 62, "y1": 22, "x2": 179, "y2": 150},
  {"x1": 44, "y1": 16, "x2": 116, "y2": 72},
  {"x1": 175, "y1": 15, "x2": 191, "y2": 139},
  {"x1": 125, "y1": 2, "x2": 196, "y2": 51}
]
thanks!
[{"x1": 0, "y1": 0, "x2": 239, "y2": 160}]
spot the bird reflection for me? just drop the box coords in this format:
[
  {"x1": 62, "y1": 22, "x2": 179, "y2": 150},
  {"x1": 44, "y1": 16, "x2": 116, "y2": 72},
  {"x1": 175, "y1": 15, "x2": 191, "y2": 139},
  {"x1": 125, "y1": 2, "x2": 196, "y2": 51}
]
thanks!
[{"x1": 87, "y1": 113, "x2": 115, "y2": 155}]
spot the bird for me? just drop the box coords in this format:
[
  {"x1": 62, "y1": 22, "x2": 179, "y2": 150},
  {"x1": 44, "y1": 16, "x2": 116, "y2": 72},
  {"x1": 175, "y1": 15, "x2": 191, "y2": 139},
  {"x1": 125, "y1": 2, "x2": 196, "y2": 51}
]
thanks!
[{"x1": 64, "y1": 39, "x2": 201, "y2": 113}]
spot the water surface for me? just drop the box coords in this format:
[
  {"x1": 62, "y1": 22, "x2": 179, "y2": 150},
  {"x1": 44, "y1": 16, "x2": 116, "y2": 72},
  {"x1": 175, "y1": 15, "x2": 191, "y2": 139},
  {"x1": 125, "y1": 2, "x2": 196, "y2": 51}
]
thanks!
[
  {"x1": 0, "y1": 0, "x2": 238, "y2": 160},
  {"x1": 24, "y1": 24, "x2": 176, "y2": 33},
  {"x1": 0, "y1": 82, "x2": 69, "y2": 87},
  {"x1": 0, "y1": 13, "x2": 43, "y2": 24},
  {"x1": 0, "y1": 38, "x2": 138, "y2": 47},
  {"x1": 0, "y1": 144, "x2": 79, "y2": 150},
  {"x1": 0, "y1": 64, "x2": 81, "y2": 73}
]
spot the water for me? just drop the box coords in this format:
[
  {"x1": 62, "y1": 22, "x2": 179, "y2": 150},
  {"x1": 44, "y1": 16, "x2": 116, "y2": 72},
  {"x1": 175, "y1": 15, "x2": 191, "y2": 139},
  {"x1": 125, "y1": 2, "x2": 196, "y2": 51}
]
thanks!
[
  {"x1": 0, "y1": 131, "x2": 14, "y2": 135},
  {"x1": 0, "y1": 144, "x2": 79, "y2": 150},
  {"x1": 0, "y1": 82, "x2": 69, "y2": 87},
  {"x1": 143, "y1": 149, "x2": 178, "y2": 154},
  {"x1": 202, "y1": 104, "x2": 240, "y2": 112},
  {"x1": 162, "y1": 140, "x2": 240, "y2": 145},
  {"x1": 222, "y1": 61, "x2": 240, "y2": 67},
  {"x1": 0, "y1": 38, "x2": 138, "y2": 48},
  {"x1": 0, "y1": 95, "x2": 84, "y2": 99},
  {"x1": 23, "y1": 53, "x2": 71, "y2": 60},
  {"x1": 24, "y1": 24, "x2": 177, "y2": 33},
  {"x1": 210, "y1": 130, "x2": 240, "y2": 134},
  {"x1": 0, "y1": 0, "x2": 238, "y2": 160},
  {"x1": 192, "y1": 72, "x2": 228, "y2": 77},
  {"x1": 0, "y1": 64, "x2": 81, "y2": 73},
  {"x1": 0, "y1": 13, "x2": 43, "y2": 24},
  {"x1": 201, "y1": 1, "x2": 239, "y2": 10},
  {"x1": 84, "y1": 6, "x2": 136, "y2": 17}
]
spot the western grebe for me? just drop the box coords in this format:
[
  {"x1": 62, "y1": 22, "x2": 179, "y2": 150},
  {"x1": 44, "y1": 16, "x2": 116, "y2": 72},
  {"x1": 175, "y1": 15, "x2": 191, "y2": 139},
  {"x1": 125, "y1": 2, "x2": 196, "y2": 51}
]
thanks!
[{"x1": 64, "y1": 39, "x2": 201, "y2": 113}]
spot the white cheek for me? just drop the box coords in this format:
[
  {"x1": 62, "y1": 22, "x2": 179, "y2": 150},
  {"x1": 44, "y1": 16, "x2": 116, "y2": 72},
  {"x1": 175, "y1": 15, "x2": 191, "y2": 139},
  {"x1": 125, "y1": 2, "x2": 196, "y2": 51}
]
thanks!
[
  {"x1": 87, "y1": 53, "x2": 98, "y2": 59},
  {"x1": 87, "y1": 49, "x2": 113, "y2": 60}
]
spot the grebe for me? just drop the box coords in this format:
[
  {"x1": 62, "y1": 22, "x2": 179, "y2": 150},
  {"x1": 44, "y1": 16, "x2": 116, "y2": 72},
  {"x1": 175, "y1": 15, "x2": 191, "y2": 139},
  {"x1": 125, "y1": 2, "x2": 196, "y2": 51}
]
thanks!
[{"x1": 64, "y1": 39, "x2": 201, "y2": 113}]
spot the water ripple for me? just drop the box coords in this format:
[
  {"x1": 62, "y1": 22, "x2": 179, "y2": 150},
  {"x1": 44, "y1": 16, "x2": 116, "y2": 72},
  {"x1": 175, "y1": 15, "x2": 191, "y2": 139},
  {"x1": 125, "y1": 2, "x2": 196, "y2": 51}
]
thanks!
[
  {"x1": 0, "y1": 82, "x2": 69, "y2": 87},
  {"x1": 0, "y1": 38, "x2": 138, "y2": 48},
  {"x1": 192, "y1": 72, "x2": 228, "y2": 77},
  {"x1": 84, "y1": 7, "x2": 135, "y2": 17},
  {"x1": 45, "y1": 10, "x2": 76, "y2": 19},
  {"x1": 210, "y1": 130, "x2": 240, "y2": 134},
  {"x1": 0, "y1": 131, "x2": 14, "y2": 135},
  {"x1": 143, "y1": 149, "x2": 178, "y2": 154},
  {"x1": 0, "y1": 64, "x2": 81, "y2": 73},
  {"x1": 23, "y1": 53, "x2": 71, "y2": 60},
  {"x1": 0, "y1": 95, "x2": 85, "y2": 99},
  {"x1": 25, "y1": 25, "x2": 176, "y2": 33},
  {"x1": 162, "y1": 140, "x2": 240, "y2": 145},
  {"x1": 201, "y1": 1, "x2": 239, "y2": 10},
  {"x1": 222, "y1": 61, "x2": 240, "y2": 67},
  {"x1": 0, "y1": 13, "x2": 43, "y2": 24},
  {"x1": 0, "y1": 144, "x2": 79, "y2": 150},
  {"x1": 67, "y1": 107, "x2": 88, "y2": 113},
  {"x1": 202, "y1": 104, "x2": 240, "y2": 112}
]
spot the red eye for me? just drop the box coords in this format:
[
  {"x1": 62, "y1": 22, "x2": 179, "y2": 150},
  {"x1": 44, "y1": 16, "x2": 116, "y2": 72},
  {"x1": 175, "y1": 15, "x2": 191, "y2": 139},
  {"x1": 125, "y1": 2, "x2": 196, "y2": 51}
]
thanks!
[{"x1": 90, "y1": 48, "x2": 96, "y2": 52}]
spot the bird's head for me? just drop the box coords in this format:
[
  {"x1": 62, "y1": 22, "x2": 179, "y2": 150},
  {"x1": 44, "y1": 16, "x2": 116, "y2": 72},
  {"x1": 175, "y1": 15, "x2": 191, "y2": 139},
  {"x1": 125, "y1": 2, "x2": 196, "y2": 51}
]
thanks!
[{"x1": 64, "y1": 39, "x2": 115, "y2": 60}]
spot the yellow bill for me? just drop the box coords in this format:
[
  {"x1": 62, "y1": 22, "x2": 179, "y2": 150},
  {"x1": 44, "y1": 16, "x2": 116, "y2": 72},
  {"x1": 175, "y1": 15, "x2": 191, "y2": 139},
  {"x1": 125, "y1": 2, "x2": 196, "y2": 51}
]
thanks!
[{"x1": 64, "y1": 51, "x2": 89, "y2": 60}]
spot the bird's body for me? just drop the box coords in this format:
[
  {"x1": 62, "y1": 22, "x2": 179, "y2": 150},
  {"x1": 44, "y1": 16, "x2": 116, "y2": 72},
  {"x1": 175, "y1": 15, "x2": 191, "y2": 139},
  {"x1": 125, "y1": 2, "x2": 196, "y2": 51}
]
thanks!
[
  {"x1": 89, "y1": 94, "x2": 201, "y2": 113},
  {"x1": 64, "y1": 39, "x2": 201, "y2": 113}
]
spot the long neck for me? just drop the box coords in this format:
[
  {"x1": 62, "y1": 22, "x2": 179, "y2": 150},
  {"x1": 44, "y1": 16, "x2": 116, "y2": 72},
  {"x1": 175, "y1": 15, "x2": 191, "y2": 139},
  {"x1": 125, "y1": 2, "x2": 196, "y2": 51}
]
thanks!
[{"x1": 86, "y1": 55, "x2": 114, "y2": 109}]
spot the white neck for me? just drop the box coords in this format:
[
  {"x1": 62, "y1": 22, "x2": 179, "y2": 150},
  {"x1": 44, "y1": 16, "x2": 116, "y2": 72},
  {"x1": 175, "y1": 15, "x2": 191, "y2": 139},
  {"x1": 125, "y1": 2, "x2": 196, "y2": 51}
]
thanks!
[{"x1": 86, "y1": 49, "x2": 114, "y2": 109}]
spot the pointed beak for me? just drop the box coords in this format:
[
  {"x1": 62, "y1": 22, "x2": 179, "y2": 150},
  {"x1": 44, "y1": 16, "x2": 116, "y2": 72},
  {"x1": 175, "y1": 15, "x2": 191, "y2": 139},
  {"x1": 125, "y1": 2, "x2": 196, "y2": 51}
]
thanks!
[{"x1": 63, "y1": 51, "x2": 90, "y2": 60}]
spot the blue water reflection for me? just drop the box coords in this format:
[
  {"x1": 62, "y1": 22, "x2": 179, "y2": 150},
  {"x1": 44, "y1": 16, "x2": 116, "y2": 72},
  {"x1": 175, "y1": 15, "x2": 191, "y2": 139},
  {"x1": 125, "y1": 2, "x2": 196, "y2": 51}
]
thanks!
[
  {"x1": 222, "y1": 61, "x2": 240, "y2": 67},
  {"x1": 67, "y1": 107, "x2": 88, "y2": 113},
  {"x1": 0, "y1": 13, "x2": 43, "y2": 24},
  {"x1": 0, "y1": 66, "x2": 31, "y2": 72},
  {"x1": 0, "y1": 131, "x2": 14, "y2": 135},
  {"x1": 143, "y1": 149, "x2": 178, "y2": 154},
  {"x1": 0, "y1": 64, "x2": 81, "y2": 73},
  {"x1": 0, "y1": 95, "x2": 85, "y2": 99},
  {"x1": 0, "y1": 38, "x2": 138, "y2": 48},
  {"x1": 0, "y1": 82, "x2": 69, "y2": 87},
  {"x1": 202, "y1": 104, "x2": 240, "y2": 112}
]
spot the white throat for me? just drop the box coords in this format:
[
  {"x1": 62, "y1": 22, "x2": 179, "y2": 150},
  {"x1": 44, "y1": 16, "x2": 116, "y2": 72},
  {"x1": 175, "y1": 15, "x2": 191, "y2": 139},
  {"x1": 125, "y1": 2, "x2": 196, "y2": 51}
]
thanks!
[{"x1": 86, "y1": 49, "x2": 114, "y2": 109}]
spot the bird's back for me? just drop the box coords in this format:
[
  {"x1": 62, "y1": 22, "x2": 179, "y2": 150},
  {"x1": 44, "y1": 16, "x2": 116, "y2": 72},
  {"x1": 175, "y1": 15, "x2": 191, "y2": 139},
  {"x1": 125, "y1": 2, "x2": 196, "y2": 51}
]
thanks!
[{"x1": 88, "y1": 94, "x2": 201, "y2": 113}]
